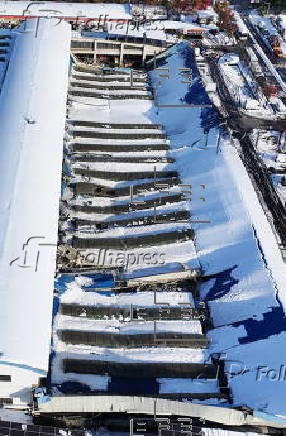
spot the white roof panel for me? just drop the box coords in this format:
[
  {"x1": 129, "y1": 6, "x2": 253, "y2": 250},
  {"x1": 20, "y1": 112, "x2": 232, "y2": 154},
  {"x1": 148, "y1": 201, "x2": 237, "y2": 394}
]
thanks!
[
  {"x1": 0, "y1": 18, "x2": 70, "y2": 400},
  {"x1": 0, "y1": 1, "x2": 131, "y2": 20}
]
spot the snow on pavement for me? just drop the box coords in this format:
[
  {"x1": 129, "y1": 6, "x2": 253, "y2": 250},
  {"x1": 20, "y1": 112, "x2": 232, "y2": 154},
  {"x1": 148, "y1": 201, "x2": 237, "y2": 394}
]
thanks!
[{"x1": 147, "y1": 43, "x2": 286, "y2": 416}]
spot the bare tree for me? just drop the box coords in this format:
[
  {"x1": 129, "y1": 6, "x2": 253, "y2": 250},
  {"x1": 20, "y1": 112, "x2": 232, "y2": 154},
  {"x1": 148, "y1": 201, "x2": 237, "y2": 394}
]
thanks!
[{"x1": 214, "y1": 1, "x2": 238, "y2": 37}]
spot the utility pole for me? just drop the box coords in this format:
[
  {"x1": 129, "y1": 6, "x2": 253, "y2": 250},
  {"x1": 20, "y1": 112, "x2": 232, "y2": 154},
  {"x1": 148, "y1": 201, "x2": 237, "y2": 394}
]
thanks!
[
  {"x1": 278, "y1": 130, "x2": 283, "y2": 152},
  {"x1": 216, "y1": 131, "x2": 222, "y2": 154}
]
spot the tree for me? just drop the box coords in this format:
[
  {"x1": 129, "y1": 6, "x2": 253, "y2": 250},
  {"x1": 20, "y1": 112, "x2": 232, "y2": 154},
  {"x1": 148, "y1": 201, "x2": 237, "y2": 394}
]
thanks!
[
  {"x1": 264, "y1": 84, "x2": 278, "y2": 98},
  {"x1": 194, "y1": 0, "x2": 211, "y2": 10},
  {"x1": 214, "y1": 1, "x2": 238, "y2": 37}
]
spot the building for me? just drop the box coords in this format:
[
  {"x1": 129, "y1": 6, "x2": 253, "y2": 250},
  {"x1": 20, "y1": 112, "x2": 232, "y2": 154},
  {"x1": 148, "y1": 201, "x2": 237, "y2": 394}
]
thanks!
[
  {"x1": 0, "y1": 1, "x2": 131, "y2": 24},
  {"x1": 0, "y1": 17, "x2": 70, "y2": 406}
]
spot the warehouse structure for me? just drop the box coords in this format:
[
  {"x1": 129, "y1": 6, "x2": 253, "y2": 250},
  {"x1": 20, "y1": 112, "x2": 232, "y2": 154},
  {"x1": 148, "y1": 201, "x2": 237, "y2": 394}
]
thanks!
[
  {"x1": 0, "y1": 18, "x2": 70, "y2": 405},
  {"x1": 1, "y1": 11, "x2": 285, "y2": 436}
]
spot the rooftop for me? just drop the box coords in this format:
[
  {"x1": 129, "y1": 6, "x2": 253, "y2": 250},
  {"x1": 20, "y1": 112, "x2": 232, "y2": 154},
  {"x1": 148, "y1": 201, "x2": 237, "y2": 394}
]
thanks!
[
  {"x1": 0, "y1": 1, "x2": 132, "y2": 20},
  {"x1": 0, "y1": 17, "x2": 70, "y2": 403}
]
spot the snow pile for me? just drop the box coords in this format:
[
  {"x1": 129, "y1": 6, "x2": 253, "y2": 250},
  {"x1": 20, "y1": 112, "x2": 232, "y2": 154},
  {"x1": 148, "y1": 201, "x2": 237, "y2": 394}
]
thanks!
[{"x1": 158, "y1": 378, "x2": 218, "y2": 394}]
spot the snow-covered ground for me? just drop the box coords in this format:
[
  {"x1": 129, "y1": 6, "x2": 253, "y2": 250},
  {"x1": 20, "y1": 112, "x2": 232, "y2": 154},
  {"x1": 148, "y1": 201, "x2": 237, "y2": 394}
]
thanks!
[
  {"x1": 148, "y1": 43, "x2": 286, "y2": 417},
  {"x1": 158, "y1": 378, "x2": 218, "y2": 394}
]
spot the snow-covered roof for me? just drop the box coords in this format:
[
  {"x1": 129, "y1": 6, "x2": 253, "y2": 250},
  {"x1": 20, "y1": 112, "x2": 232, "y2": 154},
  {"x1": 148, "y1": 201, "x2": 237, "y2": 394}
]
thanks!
[
  {"x1": 105, "y1": 20, "x2": 206, "y2": 41},
  {"x1": 0, "y1": 18, "x2": 70, "y2": 402},
  {"x1": 162, "y1": 20, "x2": 205, "y2": 31},
  {"x1": 233, "y1": 10, "x2": 249, "y2": 35},
  {"x1": 131, "y1": 4, "x2": 167, "y2": 18},
  {"x1": 132, "y1": 5, "x2": 167, "y2": 13},
  {"x1": 107, "y1": 22, "x2": 167, "y2": 41},
  {"x1": 0, "y1": 1, "x2": 132, "y2": 20}
]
